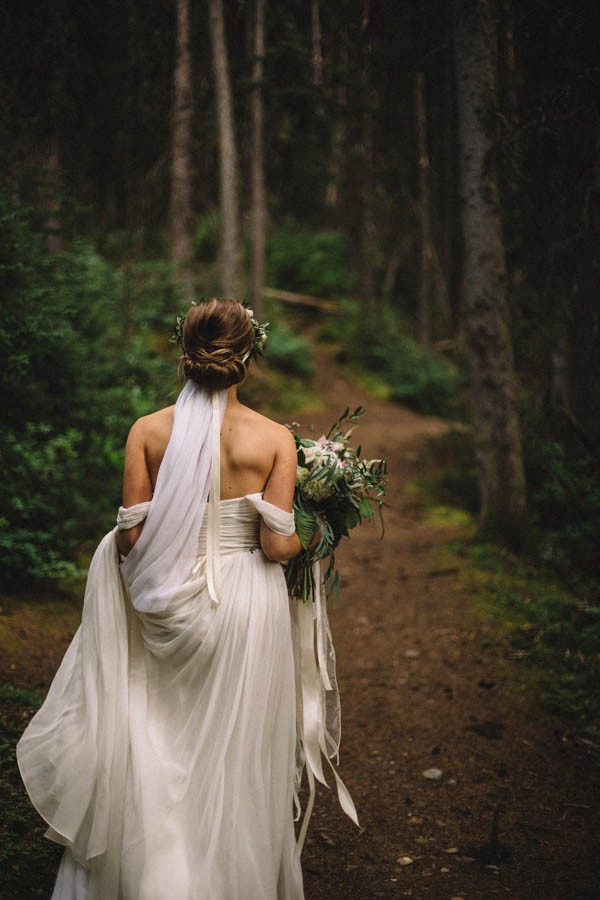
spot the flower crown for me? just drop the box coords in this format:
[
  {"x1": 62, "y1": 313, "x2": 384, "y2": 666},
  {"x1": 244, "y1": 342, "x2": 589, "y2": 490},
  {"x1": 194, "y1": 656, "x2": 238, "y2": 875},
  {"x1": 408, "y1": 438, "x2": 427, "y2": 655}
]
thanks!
[{"x1": 170, "y1": 299, "x2": 269, "y2": 364}]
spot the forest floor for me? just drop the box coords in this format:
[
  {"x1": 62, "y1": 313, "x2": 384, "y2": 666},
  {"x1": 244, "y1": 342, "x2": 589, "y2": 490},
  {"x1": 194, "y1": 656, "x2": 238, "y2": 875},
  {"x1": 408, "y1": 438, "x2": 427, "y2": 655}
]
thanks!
[
  {"x1": 1, "y1": 350, "x2": 600, "y2": 899},
  {"x1": 299, "y1": 351, "x2": 600, "y2": 900}
]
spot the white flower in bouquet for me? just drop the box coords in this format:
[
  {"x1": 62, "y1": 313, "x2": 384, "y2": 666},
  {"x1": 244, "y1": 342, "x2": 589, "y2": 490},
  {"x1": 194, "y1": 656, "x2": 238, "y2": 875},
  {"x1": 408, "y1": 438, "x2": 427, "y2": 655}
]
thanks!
[
  {"x1": 296, "y1": 465, "x2": 310, "y2": 486},
  {"x1": 318, "y1": 437, "x2": 345, "y2": 453},
  {"x1": 315, "y1": 450, "x2": 344, "y2": 474},
  {"x1": 302, "y1": 437, "x2": 345, "y2": 465},
  {"x1": 302, "y1": 473, "x2": 335, "y2": 501},
  {"x1": 301, "y1": 444, "x2": 320, "y2": 465}
]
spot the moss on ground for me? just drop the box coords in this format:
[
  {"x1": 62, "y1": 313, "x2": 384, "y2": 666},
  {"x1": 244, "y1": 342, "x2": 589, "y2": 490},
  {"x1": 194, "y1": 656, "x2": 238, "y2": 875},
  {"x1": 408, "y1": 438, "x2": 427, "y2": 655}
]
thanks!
[{"x1": 412, "y1": 475, "x2": 600, "y2": 738}]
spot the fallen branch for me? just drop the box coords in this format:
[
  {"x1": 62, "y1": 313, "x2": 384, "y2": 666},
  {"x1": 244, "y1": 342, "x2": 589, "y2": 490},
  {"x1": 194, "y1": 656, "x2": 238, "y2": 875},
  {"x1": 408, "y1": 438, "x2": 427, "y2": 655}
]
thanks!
[{"x1": 264, "y1": 287, "x2": 340, "y2": 314}]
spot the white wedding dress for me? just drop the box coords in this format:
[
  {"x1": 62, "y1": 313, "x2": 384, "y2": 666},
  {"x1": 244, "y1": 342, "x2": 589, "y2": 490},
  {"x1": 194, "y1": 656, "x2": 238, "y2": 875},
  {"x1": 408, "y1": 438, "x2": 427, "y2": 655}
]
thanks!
[{"x1": 17, "y1": 383, "x2": 356, "y2": 900}]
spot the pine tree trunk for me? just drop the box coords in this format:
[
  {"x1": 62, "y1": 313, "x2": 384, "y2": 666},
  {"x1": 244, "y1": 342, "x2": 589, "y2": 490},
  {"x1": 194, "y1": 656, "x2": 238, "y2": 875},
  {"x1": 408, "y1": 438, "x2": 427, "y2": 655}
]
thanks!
[
  {"x1": 208, "y1": 0, "x2": 240, "y2": 297},
  {"x1": 550, "y1": 336, "x2": 571, "y2": 413},
  {"x1": 170, "y1": 0, "x2": 194, "y2": 300},
  {"x1": 311, "y1": 0, "x2": 323, "y2": 86},
  {"x1": 40, "y1": 134, "x2": 62, "y2": 254},
  {"x1": 454, "y1": 0, "x2": 527, "y2": 540},
  {"x1": 415, "y1": 71, "x2": 433, "y2": 347},
  {"x1": 360, "y1": 0, "x2": 376, "y2": 314},
  {"x1": 249, "y1": 0, "x2": 266, "y2": 318},
  {"x1": 442, "y1": 19, "x2": 460, "y2": 332},
  {"x1": 325, "y1": 33, "x2": 348, "y2": 213},
  {"x1": 502, "y1": 0, "x2": 519, "y2": 131}
]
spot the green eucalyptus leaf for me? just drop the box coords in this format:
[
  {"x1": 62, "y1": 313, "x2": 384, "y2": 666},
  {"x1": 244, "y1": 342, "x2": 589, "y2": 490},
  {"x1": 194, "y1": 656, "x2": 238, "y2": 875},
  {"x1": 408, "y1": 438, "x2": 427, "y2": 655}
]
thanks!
[
  {"x1": 359, "y1": 497, "x2": 374, "y2": 520},
  {"x1": 345, "y1": 508, "x2": 360, "y2": 530}
]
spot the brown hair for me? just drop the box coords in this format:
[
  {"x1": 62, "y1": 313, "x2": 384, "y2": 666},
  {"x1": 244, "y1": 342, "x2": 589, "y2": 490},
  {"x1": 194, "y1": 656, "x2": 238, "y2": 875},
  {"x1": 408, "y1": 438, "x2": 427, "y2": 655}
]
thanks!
[{"x1": 181, "y1": 298, "x2": 254, "y2": 391}]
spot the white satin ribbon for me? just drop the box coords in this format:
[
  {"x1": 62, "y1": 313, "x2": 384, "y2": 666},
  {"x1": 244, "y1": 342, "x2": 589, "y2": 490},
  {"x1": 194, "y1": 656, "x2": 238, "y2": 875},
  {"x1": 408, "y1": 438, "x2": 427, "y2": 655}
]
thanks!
[
  {"x1": 236, "y1": 494, "x2": 358, "y2": 846},
  {"x1": 296, "y1": 562, "x2": 359, "y2": 853},
  {"x1": 117, "y1": 502, "x2": 152, "y2": 531},
  {"x1": 206, "y1": 391, "x2": 223, "y2": 607}
]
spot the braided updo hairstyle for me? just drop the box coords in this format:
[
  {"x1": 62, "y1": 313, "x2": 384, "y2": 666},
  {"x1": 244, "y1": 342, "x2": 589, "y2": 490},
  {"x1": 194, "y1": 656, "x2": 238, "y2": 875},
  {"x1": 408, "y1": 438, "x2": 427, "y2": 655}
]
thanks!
[{"x1": 181, "y1": 298, "x2": 255, "y2": 391}]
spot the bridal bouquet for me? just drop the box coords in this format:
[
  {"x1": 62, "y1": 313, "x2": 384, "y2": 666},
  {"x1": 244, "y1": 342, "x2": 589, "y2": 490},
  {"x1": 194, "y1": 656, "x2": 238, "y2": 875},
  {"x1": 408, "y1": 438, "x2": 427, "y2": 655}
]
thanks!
[{"x1": 285, "y1": 407, "x2": 387, "y2": 604}]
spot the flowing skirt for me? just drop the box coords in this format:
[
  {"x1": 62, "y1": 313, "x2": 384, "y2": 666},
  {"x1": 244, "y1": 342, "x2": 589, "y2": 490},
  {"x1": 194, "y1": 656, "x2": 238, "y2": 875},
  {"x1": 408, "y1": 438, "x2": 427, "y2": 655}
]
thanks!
[{"x1": 19, "y1": 514, "x2": 304, "y2": 900}]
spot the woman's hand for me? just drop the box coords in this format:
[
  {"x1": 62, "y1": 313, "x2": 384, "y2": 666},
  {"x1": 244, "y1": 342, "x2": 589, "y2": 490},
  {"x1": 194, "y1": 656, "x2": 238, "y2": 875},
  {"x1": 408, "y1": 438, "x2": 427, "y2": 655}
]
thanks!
[
  {"x1": 115, "y1": 526, "x2": 141, "y2": 558},
  {"x1": 306, "y1": 527, "x2": 321, "y2": 551}
]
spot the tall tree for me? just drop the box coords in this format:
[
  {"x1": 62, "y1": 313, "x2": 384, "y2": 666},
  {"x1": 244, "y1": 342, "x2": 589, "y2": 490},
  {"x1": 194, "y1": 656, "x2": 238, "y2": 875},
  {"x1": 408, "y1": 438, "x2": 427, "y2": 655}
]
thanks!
[
  {"x1": 441, "y1": 18, "x2": 460, "y2": 331},
  {"x1": 39, "y1": 134, "x2": 63, "y2": 254},
  {"x1": 208, "y1": 0, "x2": 240, "y2": 297},
  {"x1": 454, "y1": 0, "x2": 527, "y2": 539},
  {"x1": 311, "y1": 0, "x2": 324, "y2": 86},
  {"x1": 325, "y1": 28, "x2": 348, "y2": 214},
  {"x1": 249, "y1": 0, "x2": 266, "y2": 318},
  {"x1": 415, "y1": 71, "x2": 433, "y2": 346},
  {"x1": 170, "y1": 0, "x2": 194, "y2": 300},
  {"x1": 359, "y1": 0, "x2": 376, "y2": 313}
]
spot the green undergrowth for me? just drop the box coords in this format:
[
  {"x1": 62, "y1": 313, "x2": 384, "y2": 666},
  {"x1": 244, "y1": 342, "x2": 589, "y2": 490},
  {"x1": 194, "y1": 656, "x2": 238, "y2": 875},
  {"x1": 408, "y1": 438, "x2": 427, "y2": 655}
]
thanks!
[
  {"x1": 324, "y1": 303, "x2": 467, "y2": 419},
  {"x1": 241, "y1": 367, "x2": 322, "y2": 420},
  {"x1": 0, "y1": 685, "x2": 61, "y2": 897},
  {"x1": 240, "y1": 301, "x2": 320, "y2": 418},
  {"x1": 343, "y1": 367, "x2": 393, "y2": 401},
  {"x1": 413, "y1": 429, "x2": 600, "y2": 737},
  {"x1": 455, "y1": 540, "x2": 600, "y2": 734}
]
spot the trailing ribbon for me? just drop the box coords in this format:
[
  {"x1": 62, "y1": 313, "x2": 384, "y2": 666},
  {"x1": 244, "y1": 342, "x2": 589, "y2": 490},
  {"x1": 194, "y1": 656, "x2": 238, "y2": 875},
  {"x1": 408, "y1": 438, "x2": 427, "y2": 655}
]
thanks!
[
  {"x1": 244, "y1": 496, "x2": 358, "y2": 849},
  {"x1": 295, "y1": 562, "x2": 359, "y2": 854},
  {"x1": 206, "y1": 391, "x2": 223, "y2": 607}
]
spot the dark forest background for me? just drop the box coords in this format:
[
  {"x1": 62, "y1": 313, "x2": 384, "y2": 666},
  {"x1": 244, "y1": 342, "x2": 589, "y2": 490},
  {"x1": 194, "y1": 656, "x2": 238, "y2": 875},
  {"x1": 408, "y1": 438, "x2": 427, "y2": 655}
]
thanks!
[
  {"x1": 1, "y1": 3, "x2": 600, "y2": 891},
  {"x1": 1, "y1": 0, "x2": 599, "y2": 602}
]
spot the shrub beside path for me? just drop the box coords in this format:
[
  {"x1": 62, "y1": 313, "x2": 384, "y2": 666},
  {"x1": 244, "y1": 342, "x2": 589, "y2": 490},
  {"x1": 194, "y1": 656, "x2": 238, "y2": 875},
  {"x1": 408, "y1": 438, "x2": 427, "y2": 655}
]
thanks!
[{"x1": 300, "y1": 353, "x2": 600, "y2": 899}]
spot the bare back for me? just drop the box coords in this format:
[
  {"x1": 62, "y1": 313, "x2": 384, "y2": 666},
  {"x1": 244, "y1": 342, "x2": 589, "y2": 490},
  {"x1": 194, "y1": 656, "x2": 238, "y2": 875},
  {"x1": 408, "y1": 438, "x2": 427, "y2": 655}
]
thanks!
[
  {"x1": 120, "y1": 389, "x2": 297, "y2": 513},
  {"x1": 219, "y1": 400, "x2": 285, "y2": 500}
]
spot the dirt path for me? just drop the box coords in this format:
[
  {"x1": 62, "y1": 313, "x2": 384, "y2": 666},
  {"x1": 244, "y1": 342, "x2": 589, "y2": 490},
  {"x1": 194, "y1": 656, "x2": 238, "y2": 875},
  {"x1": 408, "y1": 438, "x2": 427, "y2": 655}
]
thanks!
[
  {"x1": 3, "y1": 355, "x2": 600, "y2": 899},
  {"x1": 299, "y1": 353, "x2": 600, "y2": 899}
]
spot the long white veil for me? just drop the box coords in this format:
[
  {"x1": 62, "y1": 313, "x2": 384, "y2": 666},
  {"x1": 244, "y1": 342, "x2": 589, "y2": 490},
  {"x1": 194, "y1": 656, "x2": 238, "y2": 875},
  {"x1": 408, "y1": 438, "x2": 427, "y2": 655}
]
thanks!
[{"x1": 120, "y1": 380, "x2": 227, "y2": 612}]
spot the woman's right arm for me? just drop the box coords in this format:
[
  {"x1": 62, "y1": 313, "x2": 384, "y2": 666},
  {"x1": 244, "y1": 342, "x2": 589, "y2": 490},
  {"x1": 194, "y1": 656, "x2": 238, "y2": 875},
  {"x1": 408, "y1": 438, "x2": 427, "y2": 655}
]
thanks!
[
  {"x1": 115, "y1": 419, "x2": 153, "y2": 556},
  {"x1": 260, "y1": 427, "x2": 302, "y2": 562}
]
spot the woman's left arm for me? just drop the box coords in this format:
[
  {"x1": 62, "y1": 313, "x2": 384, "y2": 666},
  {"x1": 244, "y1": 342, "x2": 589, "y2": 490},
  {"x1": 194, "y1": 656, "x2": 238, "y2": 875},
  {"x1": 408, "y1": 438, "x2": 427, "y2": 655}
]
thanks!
[
  {"x1": 260, "y1": 427, "x2": 302, "y2": 562},
  {"x1": 115, "y1": 419, "x2": 153, "y2": 556}
]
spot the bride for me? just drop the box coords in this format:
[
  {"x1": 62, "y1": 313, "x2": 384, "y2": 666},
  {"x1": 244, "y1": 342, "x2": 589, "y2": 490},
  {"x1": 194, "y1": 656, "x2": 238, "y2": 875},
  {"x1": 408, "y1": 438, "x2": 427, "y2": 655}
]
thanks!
[{"x1": 18, "y1": 299, "x2": 325, "y2": 899}]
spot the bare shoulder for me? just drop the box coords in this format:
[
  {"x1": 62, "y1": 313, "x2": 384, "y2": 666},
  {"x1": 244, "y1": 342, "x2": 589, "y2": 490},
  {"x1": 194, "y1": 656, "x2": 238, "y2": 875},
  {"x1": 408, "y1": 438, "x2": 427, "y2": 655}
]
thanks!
[
  {"x1": 127, "y1": 405, "x2": 175, "y2": 444},
  {"x1": 237, "y1": 405, "x2": 294, "y2": 449}
]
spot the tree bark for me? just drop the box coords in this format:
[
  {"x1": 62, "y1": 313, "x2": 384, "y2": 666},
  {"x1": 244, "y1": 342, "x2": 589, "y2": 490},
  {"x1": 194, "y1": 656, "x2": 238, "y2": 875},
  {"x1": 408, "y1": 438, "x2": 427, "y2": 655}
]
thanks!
[
  {"x1": 311, "y1": 0, "x2": 324, "y2": 86},
  {"x1": 415, "y1": 71, "x2": 433, "y2": 347},
  {"x1": 208, "y1": 0, "x2": 240, "y2": 297},
  {"x1": 40, "y1": 134, "x2": 62, "y2": 254},
  {"x1": 325, "y1": 32, "x2": 348, "y2": 214},
  {"x1": 360, "y1": 0, "x2": 377, "y2": 315},
  {"x1": 550, "y1": 336, "x2": 571, "y2": 413},
  {"x1": 249, "y1": 0, "x2": 266, "y2": 318},
  {"x1": 170, "y1": 0, "x2": 195, "y2": 300},
  {"x1": 501, "y1": 0, "x2": 519, "y2": 131},
  {"x1": 454, "y1": 0, "x2": 527, "y2": 540},
  {"x1": 442, "y1": 16, "x2": 460, "y2": 333}
]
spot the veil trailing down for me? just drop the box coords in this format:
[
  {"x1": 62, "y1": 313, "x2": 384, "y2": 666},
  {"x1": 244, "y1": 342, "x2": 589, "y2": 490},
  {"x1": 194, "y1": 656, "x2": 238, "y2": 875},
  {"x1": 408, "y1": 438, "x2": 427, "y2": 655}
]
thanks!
[{"x1": 17, "y1": 379, "x2": 357, "y2": 900}]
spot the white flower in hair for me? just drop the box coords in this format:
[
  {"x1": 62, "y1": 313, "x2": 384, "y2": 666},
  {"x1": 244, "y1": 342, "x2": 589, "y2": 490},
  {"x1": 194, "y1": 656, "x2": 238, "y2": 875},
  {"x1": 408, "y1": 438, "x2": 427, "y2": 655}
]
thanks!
[{"x1": 240, "y1": 300, "x2": 269, "y2": 362}]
